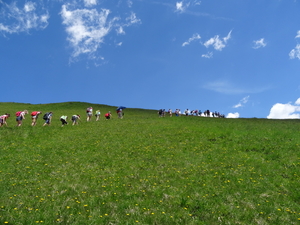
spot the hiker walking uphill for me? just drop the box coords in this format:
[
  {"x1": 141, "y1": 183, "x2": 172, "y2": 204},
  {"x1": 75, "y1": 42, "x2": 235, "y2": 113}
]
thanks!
[
  {"x1": 60, "y1": 115, "x2": 68, "y2": 127},
  {"x1": 43, "y1": 112, "x2": 53, "y2": 126},
  {"x1": 31, "y1": 111, "x2": 42, "y2": 126},
  {"x1": 0, "y1": 113, "x2": 10, "y2": 127},
  {"x1": 95, "y1": 110, "x2": 101, "y2": 121},
  {"x1": 16, "y1": 110, "x2": 28, "y2": 127},
  {"x1": 105, "y1": 111, "x2": 112, "y2": 120},
  {"x1": 86, "y1": 107, "x2": 93, "y2": 121},
  {"x1": 116, "y1": 106, "x2": 126, "y2": 119},
  {"x1": 72, "y1": 114, "x2": 81, "y2": 125}
]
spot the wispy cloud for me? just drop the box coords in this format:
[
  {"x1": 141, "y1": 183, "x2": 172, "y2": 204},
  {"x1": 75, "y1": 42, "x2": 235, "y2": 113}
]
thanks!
[
  {"x1": 204, "y1": 30, "x2": 232, "y2": 51},
  {"x1": 182, "y1": 30, "x2": 231, "y2": 58},
  {"x1": 175, "y1": 1, "x2": 190, "y2": 13},
  {"x1": 116, "y1": 12, "x2": 141, "y2": 35},
  {"x1": 289, "y1": 44, "x2": 300, "y2": 60},
  {"x1": 175, "y1": 1, "x2": 201, "y2": 13},
  {"x1": 289, "y1": 31, "x2": 300, "y2": 60},
  {"x1": 126, "y1": 12, "x2": 141, "y2": 25},
  {"x1": 267, "y1": 98, "x2": 300, "y2": 119},
  {"x1": 201, "y1": 52, "x2": 213, "y2": 58},
  {"x1": 61, "y1": 5, "x2": 114, "y2": 58},
  {"x1": 233, "y1": 96, "x2": 250, "y2": 108},
  {"x1": 127, "y1": 0, "x2": 133, "y2": 8},
  {"x1": 193, "y1": 0, "x2": 201, "y2": 6},
  {"x1": 182, "y1": 33, "x2": 201, "y2": 46},
  {"x1": 83, "y1": 0, "x2": 98, "y2": 7},
  {"x1": 253, "y1": 38, "x2": 266, "y2": 49},
  {"x1": 0, "y1": 1, "x2": 49, "y2": 34},
  {"x1": 116, "y1": 26, "x2": 125, "y2": 34},
  {"x1": 60, "y1": 3, "x2": 141, "y2": 59},
  {"x1": 203, "y1": 80, "x2": 270, "y2": 94}
]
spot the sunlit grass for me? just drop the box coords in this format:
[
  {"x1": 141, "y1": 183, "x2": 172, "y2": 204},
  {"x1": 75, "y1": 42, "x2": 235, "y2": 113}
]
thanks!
[{"x1": 0, "y1": 102, "x2": 299, "y2": 224}]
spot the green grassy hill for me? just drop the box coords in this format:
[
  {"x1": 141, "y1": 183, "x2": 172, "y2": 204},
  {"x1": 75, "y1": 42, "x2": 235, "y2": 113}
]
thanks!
[{"x1": 0, "y1": 102, "x2": 299, "y2": 224}]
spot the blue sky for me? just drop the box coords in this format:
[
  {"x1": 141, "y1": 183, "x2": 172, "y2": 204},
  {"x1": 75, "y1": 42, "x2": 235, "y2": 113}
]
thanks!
[{"x1": 1, "y1": 0, "x2": 300, "y2": 118}]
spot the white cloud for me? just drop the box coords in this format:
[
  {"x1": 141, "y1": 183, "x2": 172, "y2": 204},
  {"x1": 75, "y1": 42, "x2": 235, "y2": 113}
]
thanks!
[
  {"x1": 127, "y1": 0, "x2": 133, "y2": 8},
  {"x1": 60, "y1": 2, "x2": 141, "y2": 59},
  {"x1": 204, "y1": 30, "x2": 232, "y2": 51},
  {"x1": 175, "y1": 0, "x2": 200, "y2": 13},
  {"x1": 24, "y1": 2, "x2": 35, "y2": 12},
  {"x1": 223, "y1": 30, "x2": 232, "y2": 43},
  {"x1": 0, "y1": 1, "x2": 49, "y2": 34},
  {"x1": 84, "y1": 0, "x2": 97, "y2": 7},
  {"x1": 126, "y1": 12, "x2": 141, "y2": 25},
  {"x1": 227, "y1": 112, "x2": 239, "y2": 118},
  {"x1": 267, "y1": 98, "x2": 300, "y2": 119},
  {"x1": 289, "y1": 31, "x2": 300, "y2": 60},
  {"x1": 201, "y1": 52, "x2": 213, "y2": 58},
  {"x1": 233, "y1": 96, "x2": 250, "y2": 108},
  {"x1": 253, "y1": 38, "x2": 266, "y2": 49},
  {"x1": 175, "y1": 1, "x2": 190, "y2": 13},
  {"x1": 182, "y1": 33, "x2": 201, "y2": 46},
  {"x1": 176, "y1": 2, "x2": 184, "y2": 12},
  {"x1": 116, "y1": 26, "x2": 125, "y2": 34},
  {"x1": 61, "y1": 5, "x2": 115, "y2": 58},
  {"x1": 115, "y1": 12, "x2": 141, "y2": 35},
  {"x1": 289, "y1": 44, "x2": 300, "y2": 60}
]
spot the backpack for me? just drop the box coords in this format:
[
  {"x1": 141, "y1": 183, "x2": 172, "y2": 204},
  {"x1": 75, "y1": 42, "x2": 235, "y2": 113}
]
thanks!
[
  {"x1": 86, "y1": 107, "x2": 91, "y2": 113},
  {"x1": 16, "y1": 111, "x2": 22, "y2": 117},
  {"x1": 31, "y1": 111, "x2": 37, "y2": 116},
  {"x1": 105, "y1": 113, "x2": 110, "y2": 117},
  {"x1": 43, "y1": 113, "x2": 49, "y2": 120}
]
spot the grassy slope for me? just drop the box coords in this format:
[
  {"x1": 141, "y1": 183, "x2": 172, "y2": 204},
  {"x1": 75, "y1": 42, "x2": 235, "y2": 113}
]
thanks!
[{"x1": 0, "y1": 102, "x2": 299, "y2": 225}]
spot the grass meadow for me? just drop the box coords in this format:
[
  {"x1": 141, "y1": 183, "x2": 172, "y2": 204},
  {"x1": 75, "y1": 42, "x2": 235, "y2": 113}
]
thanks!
[{"x1": 0, "y1": 102, "x2": 299, "y2": 224}]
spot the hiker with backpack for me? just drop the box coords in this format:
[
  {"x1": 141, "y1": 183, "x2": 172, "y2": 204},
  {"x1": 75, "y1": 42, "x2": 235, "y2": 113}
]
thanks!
[
  {"x1": 105, "y1": 111, "x2": 112, "y2": 120},
  {"x1": 117, "y1": 108, "x2": 123, "y2": 119},
  {"x1": 158, "y1": 109, "x2": 163, "y2": 117},
  {"x1": 31, "y1": 111, "x2": 42, "y2": 126},
  {"x1": 43, "y1": 112, "x2": 53, "y2": 126},
  {"x1": 86, "y1": 107, "x2": 93, "y2": 121},
  {"x1": 16, "y1": 110, "x2": 28, "y2": 126},
  {"x1": 0, "y1": 113, "x2": 10, "y2": 127},
  {"x1": 72, "y1": 114, "x2": 80, "y2": 125}
]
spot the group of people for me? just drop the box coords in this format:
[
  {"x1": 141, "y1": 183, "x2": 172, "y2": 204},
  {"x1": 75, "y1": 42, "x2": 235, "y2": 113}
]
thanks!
[
  {"x1": 0, "y1": 106, "x2": 120, "y2": 127},
  {"x1": 184, "y1": 109, "x2": 225, "y2": 118},
  {"x1": 158, "y1": 109, "x2": 225, "y2": 118}
]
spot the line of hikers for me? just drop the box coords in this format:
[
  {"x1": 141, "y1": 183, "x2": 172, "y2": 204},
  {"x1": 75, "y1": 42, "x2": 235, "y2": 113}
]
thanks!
[
  {"x1": 0, "y1": 107, "x2": 120, "y2": 127},
  {"x1": 158, "y1": 109, "x2": 225, "y2": 118}
]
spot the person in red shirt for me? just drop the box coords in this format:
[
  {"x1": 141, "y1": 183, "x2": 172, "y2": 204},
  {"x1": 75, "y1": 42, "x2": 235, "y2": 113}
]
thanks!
[{"x1": 105, "y1": 111, "x2": 112, "y2": 120}]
